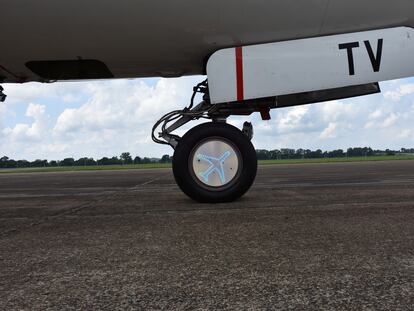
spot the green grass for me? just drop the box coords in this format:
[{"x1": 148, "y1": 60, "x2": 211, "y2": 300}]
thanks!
[
  {"x1": 258, "y1": 155, "x2": 414, "y2": 165},
  {"x1": 1, "y1": 155, "x2": 414, "y2": 174}
]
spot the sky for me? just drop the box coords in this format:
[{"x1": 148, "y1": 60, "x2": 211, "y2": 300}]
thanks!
[{"x1": 1, "y1": 76, "x2": 414, "y2": 161}]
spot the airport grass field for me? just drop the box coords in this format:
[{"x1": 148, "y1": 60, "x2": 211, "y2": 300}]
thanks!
[{"x1": 1, "y1": 155, "x2": 414, "y2": 174}]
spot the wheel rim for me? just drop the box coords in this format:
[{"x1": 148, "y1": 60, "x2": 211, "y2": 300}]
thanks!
[{"x1": 190, "y1": 137, "x2": 242, "y2": 190}]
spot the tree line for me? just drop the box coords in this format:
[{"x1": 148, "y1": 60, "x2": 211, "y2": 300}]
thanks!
[
  {"x1": 0, "y1": 152, "x2": 172, "y2": 168},
  {"x1": 1, "y1": 148, "x2": 413, "y2": 169}
]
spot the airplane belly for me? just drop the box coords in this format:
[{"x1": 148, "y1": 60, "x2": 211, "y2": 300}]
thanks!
[{"x1": 1, "y1": 0, "x2": 414, "y2": 83}]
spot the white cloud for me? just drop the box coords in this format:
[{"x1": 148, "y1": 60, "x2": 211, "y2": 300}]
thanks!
[
  {"x1": 1, "y1": 77, "x2": 203, "y2": 159},
  {"x1": 277, "y1": 106, "x2": 309, "y2": 132},
  {"x1": 4, "y1": 82, "x2": 89, "y2": 105},
  {"x1": 397, "y1": 129, "x2": 413, "y2": 139},
  {"x1": 368, "y1": 109, "x2": 383, "y2": 120},
  {"x1": 319, "y1": 100, "x2": 355, "y2": 123},
  {"x1": 54, "y1": 79, "x2": 187, "y2": 134},
  {"x1": 1, "y1": 77, "x2": 414, "y2": 160},
  {"x1": 26, "y1": 103, "x2": 46, "y2": 119},
  {"x1": 320, "y1": 122, "x2": 337, "y2": 139},
  {"x1": 2, "y1": 103, "x2": 47, "y2": 142},
  {"x1": 381, "y1": 113, "x2": 398, "y2": 128},
  {"x1": 384, "y1": 83, "x2": 414, "y2": 102}
]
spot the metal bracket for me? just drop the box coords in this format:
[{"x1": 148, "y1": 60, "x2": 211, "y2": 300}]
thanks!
[
  {"x1": 242, "y1": 122, "x2": 254, "y2": 140},
  {"x1": 0, "y1": 86, "x2": 6, "y2": 102}
]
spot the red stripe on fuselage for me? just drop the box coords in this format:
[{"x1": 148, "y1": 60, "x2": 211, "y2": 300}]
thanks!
[{"x1": 235, "y1": 47, "x2": 244, "y2": 101}]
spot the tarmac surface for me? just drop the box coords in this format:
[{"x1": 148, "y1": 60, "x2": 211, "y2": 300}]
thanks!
[{"x1": 0, "y1": 161, "x2": 413, "y2": 310}]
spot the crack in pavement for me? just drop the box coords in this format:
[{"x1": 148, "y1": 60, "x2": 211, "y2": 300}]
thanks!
[{"x1": 0, "y1": 173, "x2": 169, "y2": 239}]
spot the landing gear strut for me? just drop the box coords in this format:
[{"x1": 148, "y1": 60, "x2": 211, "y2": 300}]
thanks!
[{"x1": 152, "y1": 80, "x2": 258, "y2": 203}]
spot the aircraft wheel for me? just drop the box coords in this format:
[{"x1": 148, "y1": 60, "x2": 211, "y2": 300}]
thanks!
[{"x1": 173, "y1": 122, "x2": 257, "y2": 203}]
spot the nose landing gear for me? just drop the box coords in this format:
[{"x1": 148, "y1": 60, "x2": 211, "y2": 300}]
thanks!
[
  {"x1": 173, "y1": 122, "x2": 257, "y2": 203},
  {"x1": 152, "y1": 80, "x2": 258, "y2": 203}
]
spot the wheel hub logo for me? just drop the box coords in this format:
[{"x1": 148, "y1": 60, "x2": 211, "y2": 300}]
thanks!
[{"x1": 197, "y1": 151, "x2": 232, "y2": 185}]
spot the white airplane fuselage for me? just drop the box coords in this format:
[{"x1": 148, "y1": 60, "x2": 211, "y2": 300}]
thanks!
[{"x1": 1, "y1": 0, "x2": 414, "y2": 83}]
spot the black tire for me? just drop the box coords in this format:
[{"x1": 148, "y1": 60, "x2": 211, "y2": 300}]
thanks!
[{"x1": 173, "y1": 122, "x2": 257, "y2": 203}]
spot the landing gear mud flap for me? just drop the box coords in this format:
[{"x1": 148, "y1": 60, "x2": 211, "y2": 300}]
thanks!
[{"x1": 173, "y1": 123, "x2": 257, "y2": 203}]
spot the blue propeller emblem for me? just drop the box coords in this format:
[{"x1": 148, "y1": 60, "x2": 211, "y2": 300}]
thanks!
[{"x1": 197, "y1": 151, "x2": 232, "y2": 185}]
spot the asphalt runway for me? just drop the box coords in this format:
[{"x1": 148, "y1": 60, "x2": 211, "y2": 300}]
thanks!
[{"x1": 0, "y1": 161, "x2": 413, "y2": 310}]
